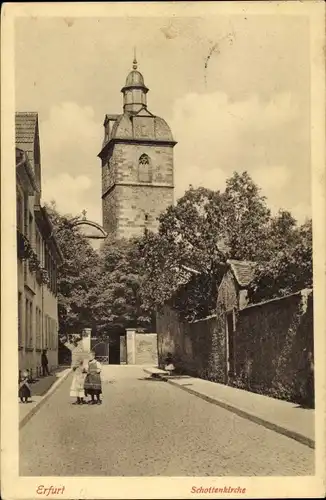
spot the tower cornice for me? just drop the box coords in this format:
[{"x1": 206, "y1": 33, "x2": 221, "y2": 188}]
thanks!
[
  {"x1": 102, "y1": 182, "x2": 174, "y2": 199},
  {"x1": 98, "y1": 137, "x2": 177, "y2": 160}
]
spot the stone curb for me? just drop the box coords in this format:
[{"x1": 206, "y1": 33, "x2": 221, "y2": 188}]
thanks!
[
  {"x1": 19, "y1": 368, "x2": 72, "y2": 430},
  {"x1": 153, "y1": 373, "x2": 314, "y2": 450}
]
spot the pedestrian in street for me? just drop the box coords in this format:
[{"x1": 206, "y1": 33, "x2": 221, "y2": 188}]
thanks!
[
  {"x1": 41, "y1": 349, "x2": 50, "y2": 376},
  {"x1": 164, "y1": 352, "x2": 175, "y2": 376},
  {"x1": 70, "y1": 360, "x2": 87, "y2": 405},
  {"x1": 84, "y1": 352, "x2": 102, "y2": 405},
  {"x1": 19, "y1": 370, "x2": 31, "y2": 403}
]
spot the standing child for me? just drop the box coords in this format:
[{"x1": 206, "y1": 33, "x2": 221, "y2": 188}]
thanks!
[
  {"x1": 164, "y1": 352, "x2": 175, "y2": 376},
  {"x1": 19, "y1": 370, "x2": 31, "y2": 403},
  {"x1": 70, "y1": 360, "x2": 87, "y2": 405},
  {"x1": 84, "y1": 353, "x2": 102, "y2": 405}
]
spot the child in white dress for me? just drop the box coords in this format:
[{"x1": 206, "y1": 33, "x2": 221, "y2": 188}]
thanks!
[{"x1": 70, "y1": 360, "x2": 87, "y2": 404}]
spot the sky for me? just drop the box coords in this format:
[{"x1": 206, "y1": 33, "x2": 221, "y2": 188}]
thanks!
[{"x1": 15, "y1": 14, "x2": 311, "y2": 225}]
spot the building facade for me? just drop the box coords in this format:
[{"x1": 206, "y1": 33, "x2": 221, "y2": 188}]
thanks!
[
  {"x1": 98, "y1": 57, "x2": 177, "y2": 239},
  {"x1": 16, "y1": 112, "x2": 63, "y2": 377}
]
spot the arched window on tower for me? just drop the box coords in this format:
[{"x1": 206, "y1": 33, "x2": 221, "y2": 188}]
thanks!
[{"x1": 138, "y1": 154, "x2": 152, "y2": 183}]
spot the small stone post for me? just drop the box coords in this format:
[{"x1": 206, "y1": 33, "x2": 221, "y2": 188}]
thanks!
[
  {"x1": 82, "y1": 328, "x2": 92, "y2": 353},
  {"x1": 126, "y1": 328, "x2": 136, "y2": 365}
]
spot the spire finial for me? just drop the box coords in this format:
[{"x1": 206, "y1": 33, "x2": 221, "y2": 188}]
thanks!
[
  {"x1": 82, "y1": 209, "x2": 87, "y2": 220},
  {"x1": 133, "y1": 47, "x2": 137, "y2": 70}
]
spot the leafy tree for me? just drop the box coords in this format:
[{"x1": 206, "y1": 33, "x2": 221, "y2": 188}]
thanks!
[
  {"x1": 92, "y1": 237, "x2": 152, "y2": 336},
  {"x1": 140, "y1": 172, "x2": 273, "y2": 319},
  {"x1": 248, "y1": 218, "x2": 312, "y2": 303},
  {"x1": 46, "y1": 202, "x2": 100, "y2": 338},
  {"x1": 221, "y1": 171, "x2": 271, "y2": 261}
]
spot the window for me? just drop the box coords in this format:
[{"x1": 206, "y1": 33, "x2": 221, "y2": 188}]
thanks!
[
  {"x1": 36, "y1": 306, "x2": 41, "y2": 349},
  {"x1": 24, "y1": 196, "x2": 28, "y2": 236},
  {"x1": 47, "y1": 316, "x2": 50, "y2": 348},
  {"x1": 25, "y1": 299, "x2": 29, "y2": 347},
  {"x1": 53, "y1": 264, "x2": 57, "y2": 296},
  {"x1": 29, "y1": 212, "x2": 33, "y2": 245},
  {"x1": 50, "y1": 319, "x2": 52, "y2": 350},
  {"x1": 138, "y1": 154, "x2": 152, "y2": 183},
  {"x1": 45, "y1": 315, "x2": 48, "y2": 348},
  {"x1": 54, "y1": 323, "x2": 58, "y2": 350},
  {"x1": 46, "y1": 315, "x2": 48, "y2": 348},
  {"x1": 16, "y1": 191, "x2": 23, "y2": 232},
  {"x1": 36, "y1": 231, "x2": 41, "y2": 259},
  {"x1": 25, "y1": 298, "x2": 33, "y2": 348},
  {"x1": 29, "y1": 301, "x2": 33, "y2": 347},
  {"x1": 18, "y1": 292, "x2": 23, "y2": 347}
]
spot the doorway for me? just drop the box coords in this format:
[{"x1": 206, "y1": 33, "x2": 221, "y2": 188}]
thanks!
[
  {"x1": 92, "y1": 341, "x2": 109, "y2": 364},
  {"x1": 109, "y1": 335, "x2": 121, "y2": 365}
]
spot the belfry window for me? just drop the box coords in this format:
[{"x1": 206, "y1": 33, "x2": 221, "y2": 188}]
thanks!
[{"x1": 138, "y1": 154, "x2": 152, "y2": 183}]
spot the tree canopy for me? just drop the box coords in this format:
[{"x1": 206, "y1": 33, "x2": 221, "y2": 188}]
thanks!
[
  {"x1": 248, "y1": 218, "x2": 312, "y2": 303},
  {"x1": 47, "y1": 203, "x2": 151, "y2": 338},
  {"x1": 92, "y1": 237, "x2": 152, "y2": 336},
  {"x1": 46, "y1": 202, "x2": 100, "y2": 338},
  {"x1": 138, "y1": 172, "x2": 312, "y2": 319},
  {"x1": 48, "y1": 171, "x2": 313, "y2": 332}
]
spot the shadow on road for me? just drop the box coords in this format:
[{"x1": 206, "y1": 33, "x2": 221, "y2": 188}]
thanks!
[{"x1": 137, "y1": 377, "x2": 166, "y2": 382}]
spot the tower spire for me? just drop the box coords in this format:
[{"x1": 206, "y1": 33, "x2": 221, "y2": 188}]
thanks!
[{"x1": 133, "y1": 47, "x2": 137, "y2": 70}]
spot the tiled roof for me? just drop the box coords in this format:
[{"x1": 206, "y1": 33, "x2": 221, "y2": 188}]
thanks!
[
  {"x1": 15, "y1": 112, "x2": 38, "y2": 148},
  {"x1": 227, "y1": 259, "x2": 257, "y2": 288}
]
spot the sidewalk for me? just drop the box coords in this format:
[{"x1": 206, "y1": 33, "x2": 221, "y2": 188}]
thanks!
[
  {"x1": 148, "y1": 369, "x2": 315, "y2": 449},
  {"x1": 19, "y1": 366, "x2": 71, "y2": 428}
]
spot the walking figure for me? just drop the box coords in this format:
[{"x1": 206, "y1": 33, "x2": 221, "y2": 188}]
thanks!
[
  {"x1": 19, "y1": 370, "x2": 31, "y2": 403},
  {"x1": 164, "y1": 352, "x2": 175, "y2": 376},
  {"x1": 84, "y1": 352, "x2": 102, "y2": 405},
  {"x1": 41, "y1": 349, "x2": 50, "y2": 376},
  {"x1": 70, "y1": 360, "x2": 87, "y2": 405}
]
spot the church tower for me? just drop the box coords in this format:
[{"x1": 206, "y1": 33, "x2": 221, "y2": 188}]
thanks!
[{"x1": 98, "y1": 56, "x2": 176, "y2": 239}]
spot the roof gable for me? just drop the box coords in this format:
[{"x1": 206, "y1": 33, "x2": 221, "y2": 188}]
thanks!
[
  {"x1": 227, "y1": 259, "x2": 256, "y2": 288},
  {"x1": 15, "y1": 112, "x2": 38, "y2": 150}
]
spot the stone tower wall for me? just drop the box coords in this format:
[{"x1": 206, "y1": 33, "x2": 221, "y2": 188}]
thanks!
[{"x1": 102, "y1": 142, "x2": 174, "y2": 238}]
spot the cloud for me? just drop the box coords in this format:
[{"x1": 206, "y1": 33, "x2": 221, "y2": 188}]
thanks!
[
  {"x1": 170, "y1": 90, "x2": 309, "y2": 219},
  {"x1": 290, "y1": 202, "x2": 312, "y2": 224},
  {"x1": 251, "y1": 165, "x2": 291, "y2": 193},
  {"x1": 175, "y1": 165, "x2": 227, "y2": 200},
  {"x1": 38, "y1": 96, "x2": 310, "y2": 226},
  {"x1": 40, "y1": 102, "x2": 102, "y2": 222},
  {"x1": 42, "y1": 173, "x2": 101, "y2": 221}
]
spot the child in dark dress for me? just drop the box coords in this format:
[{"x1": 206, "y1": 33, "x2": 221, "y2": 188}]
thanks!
[{"x1": 19, "y1": 370, "x2": 31, "y2": 403}]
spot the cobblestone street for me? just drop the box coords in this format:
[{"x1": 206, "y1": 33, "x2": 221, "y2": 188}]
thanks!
[{"x1": 20, "y1": 366, "x2": 314, "y2": 477}]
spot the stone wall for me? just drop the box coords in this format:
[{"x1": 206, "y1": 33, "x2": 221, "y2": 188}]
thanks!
[
  {"x1": 101, "y1": 141, "x2": 174, "y2": 238},
  {"x1": 111, "y1": 143, "x2": 174, "y2": 185},
  {"x1": 234, "y1": 289, "x2": 314, "y2": 405},
  {"x1": 135, "y1": 333, "x2": 158, "y2": 365},
  {"x1": 120, "y1": 335, "x2": 127, "y2": 364},
  {"x1": 156, "y1": 289, "x2": 314, "y2": 406},
  {"x1": 102, "y1": 188, "x2": 119, "y2": 238},
  {"x1": 156, "y1": 305, "x2": 227, "y2": 383},
  {"x1": 116, "y1": 184, "x2": 173, "y2": 238},
  {"x1": 126, "y1": 329, "x2": 158, "y2": 365}
]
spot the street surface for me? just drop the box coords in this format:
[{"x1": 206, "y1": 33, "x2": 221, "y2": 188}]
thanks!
[{"x1": 20, "y1": 366, "x2": 314, "y2": 476}]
